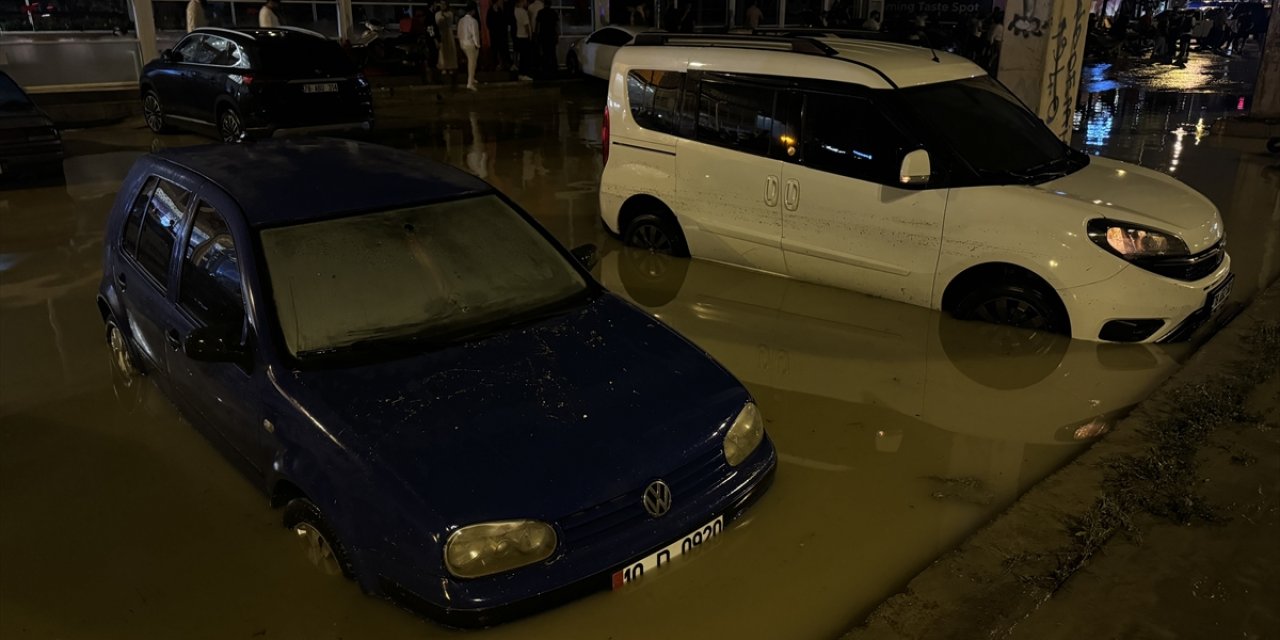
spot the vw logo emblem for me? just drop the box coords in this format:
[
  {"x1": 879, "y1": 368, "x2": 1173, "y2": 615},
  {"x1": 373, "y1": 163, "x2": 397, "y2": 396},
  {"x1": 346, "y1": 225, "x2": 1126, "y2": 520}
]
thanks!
[{"x1": 642, "y1": 480, "x2": 672, "y2": 518}]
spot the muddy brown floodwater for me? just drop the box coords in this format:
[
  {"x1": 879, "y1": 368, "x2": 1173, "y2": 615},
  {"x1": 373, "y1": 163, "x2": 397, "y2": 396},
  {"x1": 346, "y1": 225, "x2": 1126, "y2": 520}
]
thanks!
[{"x1": 2, "y1": 83, "x2": 1277, "y2": 640}]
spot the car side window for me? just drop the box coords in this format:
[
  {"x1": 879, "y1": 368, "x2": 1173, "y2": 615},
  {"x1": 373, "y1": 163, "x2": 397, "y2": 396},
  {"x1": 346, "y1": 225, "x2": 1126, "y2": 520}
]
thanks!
[
  {"x1": 205, "y1": 36, "x2": 248, "y2": 68},
  {"x1": 696, "y1": 76, "x2": 781, "y2": 158},
  {"x1": 627, "y1": 70, "x2": 685, "y2": 136},
  {"x1": 801, "y1": 92, "x2": 905, "y2": 185},
  {"x1": 589, "y1": 28, "x2": 633, "y2": 46},
  {"x1": 179, "y1": 201, "x2": 244, "y2": 327},
  {"x1": 134, "y1": 179, "x2": 194, "y2": 289},
  {"x1": 173, "y1": 35, "x2": 209, "y2": 63},
  {"x1": 122, "y1": 176, "x2": 160, "y2": 258}
]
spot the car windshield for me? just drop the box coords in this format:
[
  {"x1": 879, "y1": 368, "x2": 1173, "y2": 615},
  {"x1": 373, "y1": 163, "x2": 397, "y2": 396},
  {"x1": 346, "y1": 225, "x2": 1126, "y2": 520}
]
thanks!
[
  {"x1": 259, "y1": 195, "x2": 589, "y2": 360},
  {"x1": 256, "y1": 37, "x2": 356, "y2": 75},
  {"x1": 897, "y1": 76, "x2": 1086, "y2": 183},
  {"x1": 0, "y1": 74, "x2": 33, "y2": 111}
]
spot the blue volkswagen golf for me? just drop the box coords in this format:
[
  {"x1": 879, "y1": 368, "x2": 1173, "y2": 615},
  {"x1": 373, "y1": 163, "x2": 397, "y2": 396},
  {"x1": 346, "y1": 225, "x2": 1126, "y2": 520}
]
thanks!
[{"x1": 96, "y1": 139, "x2": 776, "y2": 626}]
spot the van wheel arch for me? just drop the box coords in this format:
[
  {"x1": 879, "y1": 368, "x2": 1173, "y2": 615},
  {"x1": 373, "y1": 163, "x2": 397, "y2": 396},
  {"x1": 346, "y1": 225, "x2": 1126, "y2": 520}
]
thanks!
[
  {"x1": 617, "y1": 195, "x2": 689, "y2": 257},
  {"x1": 941, "y1": 263, "x2": 1071, "y2": 335}
]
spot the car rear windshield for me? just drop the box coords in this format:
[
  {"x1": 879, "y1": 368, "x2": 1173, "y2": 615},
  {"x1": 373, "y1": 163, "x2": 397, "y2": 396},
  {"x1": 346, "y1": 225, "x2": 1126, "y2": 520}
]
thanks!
[
  {"x1": 259, "y1": 195, "x2": 589, "y2": 359},
  {"x1": 0, "y1": 74, "x2": 33, "y2": 111},
  {"x1": 255, "y1": 37, "x2": 355, "y2": 76}
]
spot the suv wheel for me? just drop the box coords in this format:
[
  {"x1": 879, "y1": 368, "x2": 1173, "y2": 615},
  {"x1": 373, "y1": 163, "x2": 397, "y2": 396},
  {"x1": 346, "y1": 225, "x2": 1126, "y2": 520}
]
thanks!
[
  {"x1": 106, "y1": 319, "x2": 141, "y2": 385},
  {"x1": 624, "y1": 213, "x2": 689, "y2": 257},
  {"x1": 142, "y1": 91, "x2": 169, "y2": 133},
  {"x1": 218, "y1": 106, "x2": 244, "y2": 143}
]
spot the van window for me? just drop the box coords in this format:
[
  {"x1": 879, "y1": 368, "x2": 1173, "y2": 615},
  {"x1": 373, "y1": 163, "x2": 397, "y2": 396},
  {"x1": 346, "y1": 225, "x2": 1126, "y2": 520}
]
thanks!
[
  {"x1": 696, "y1": 77, "x2": 778, "y2": 157},
  {"x1": 627, "y1": 70, "x2": 685, "y2": 136},
  {"x1": 179, "y1": 201, "x2": 243, "y2": 327},
  {"x1": 801, "y1": 92, "x2": 903, "y2": 184},
  {"x1": 135, "y1": 179, "x2": 194, "y2": 288},
  {"x1": 122, "y1": 176, "x2": 160, "y2": 258}
]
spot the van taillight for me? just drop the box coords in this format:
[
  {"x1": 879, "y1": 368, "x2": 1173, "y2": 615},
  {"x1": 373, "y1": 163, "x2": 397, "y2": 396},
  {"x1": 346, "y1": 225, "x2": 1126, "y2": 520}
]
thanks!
[{"x1": 602, "y1": 108, "x2": 610, "y2": 166}]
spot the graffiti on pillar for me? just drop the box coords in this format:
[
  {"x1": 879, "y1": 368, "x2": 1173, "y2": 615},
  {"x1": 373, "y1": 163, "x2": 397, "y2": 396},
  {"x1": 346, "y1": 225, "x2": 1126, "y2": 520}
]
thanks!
[
  {"x1": 1009, "y1": 0, "x2": 1045, "y2": 37},
  {"x1": 1044, "y1": 0, "x2": 1087, "y2": 139}
]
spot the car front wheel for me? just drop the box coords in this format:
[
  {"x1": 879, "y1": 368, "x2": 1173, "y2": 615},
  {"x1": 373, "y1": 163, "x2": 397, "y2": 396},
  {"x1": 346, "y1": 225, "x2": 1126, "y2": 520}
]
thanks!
[
  {"x1": 142, "y1": 91, "x2": 169, "y2": 133},
  {"x1": 283, "y1": 498, "x2": 354, "y2": 579},
  {"x1": 953, "y1": 281, "x2": 1069, "y2": 335},
  {"x1": 106, "y1": 319, "x2": 141, "y2": 385}
]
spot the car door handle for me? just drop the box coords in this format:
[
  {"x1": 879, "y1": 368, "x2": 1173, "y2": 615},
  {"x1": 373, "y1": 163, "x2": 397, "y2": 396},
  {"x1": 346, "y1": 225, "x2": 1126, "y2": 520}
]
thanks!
[
  {"x1": 166, "y1": 329, "x2": 182, "y2": 351},
  {"x1": 784, "y1": 179, "x2": 800, "y2": 211},
  {"x1": 765, "y1": 175, "x2": 779, "y2": 207},
  {"x1": 115, "y1": 271, "x2": 127, "y2": 292}
]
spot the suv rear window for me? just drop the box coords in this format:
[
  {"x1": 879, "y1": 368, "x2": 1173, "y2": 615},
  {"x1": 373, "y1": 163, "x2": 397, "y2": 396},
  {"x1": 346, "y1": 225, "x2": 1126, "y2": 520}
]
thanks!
[{"x1": 256, "y1": 37, "x2": 355, "y2": 75}]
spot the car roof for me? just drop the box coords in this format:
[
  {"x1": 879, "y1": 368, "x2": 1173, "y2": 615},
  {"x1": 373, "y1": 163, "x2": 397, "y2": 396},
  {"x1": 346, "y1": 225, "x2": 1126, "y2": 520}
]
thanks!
[
  {"x1": 620, "y1": 34, "x2": 984, "y2": 89},
  {"x1": 152, "y1": 138, "x2": 492, "y2": 228},
  {"x1": 190, "y1": 26, "x2": 331, "y2": 44}
]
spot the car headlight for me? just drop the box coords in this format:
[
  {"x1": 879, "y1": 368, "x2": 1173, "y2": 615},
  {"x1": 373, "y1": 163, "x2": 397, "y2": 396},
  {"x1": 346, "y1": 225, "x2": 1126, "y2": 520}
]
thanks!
[
  {"x1": 444, "y1": 520, "x2": 557, "y2": 579},
  {"x1": 1087, "y1": 219, "x2": 1188, "y2": 259},
  {"x1": 723, "y1": 402, "x2": 765, "y2": 467}
]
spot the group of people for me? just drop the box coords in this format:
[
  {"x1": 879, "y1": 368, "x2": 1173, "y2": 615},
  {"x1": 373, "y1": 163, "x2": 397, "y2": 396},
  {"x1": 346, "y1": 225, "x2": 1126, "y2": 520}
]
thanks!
[
  {"x1": 184, "y1": 0, "x2": 282, "y2": 31},
  {"x1": 1149, "y1": 7, "x2": 1263, "y2": 65},
  {"x1": 483, "y1": 0, "x2": 564, "y2": 81}
]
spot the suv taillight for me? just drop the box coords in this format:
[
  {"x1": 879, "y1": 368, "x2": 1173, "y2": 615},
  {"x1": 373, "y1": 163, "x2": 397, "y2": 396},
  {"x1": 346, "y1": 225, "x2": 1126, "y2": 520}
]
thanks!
[{"x1": 602, "y1": 107, "x2": 610, "y2": 166}]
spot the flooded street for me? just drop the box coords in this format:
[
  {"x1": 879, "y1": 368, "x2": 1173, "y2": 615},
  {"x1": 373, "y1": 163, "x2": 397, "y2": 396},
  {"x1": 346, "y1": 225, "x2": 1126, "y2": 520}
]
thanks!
[{"x1": 2, "y1": 82, "x2": 1278, "y2": 639}]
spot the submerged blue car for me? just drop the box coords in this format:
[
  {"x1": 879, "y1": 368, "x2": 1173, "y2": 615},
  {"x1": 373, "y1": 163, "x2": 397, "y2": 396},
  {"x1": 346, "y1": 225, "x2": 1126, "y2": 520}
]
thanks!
[{"x1": 96, "y1": 139, "x2": 776, "y2": 626}]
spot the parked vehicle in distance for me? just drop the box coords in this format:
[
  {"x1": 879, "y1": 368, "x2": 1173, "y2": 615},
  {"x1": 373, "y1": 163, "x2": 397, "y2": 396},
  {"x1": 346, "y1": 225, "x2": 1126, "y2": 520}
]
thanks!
[
  {"x1": 96, "y1": 138, "x2": 775, "y2": 626},
  {"x1": 599, "y1": 33, "x2": 1232, "y2": 344},
  {"x1": 141, "y1": 27, "x2": 373, "y2": 143},
  {"x1": 566, "y1": 26, "x2": 655, "y2": 79},
  {"x1": 0, "y1": 71, "x2": 64, "y2": 180}
]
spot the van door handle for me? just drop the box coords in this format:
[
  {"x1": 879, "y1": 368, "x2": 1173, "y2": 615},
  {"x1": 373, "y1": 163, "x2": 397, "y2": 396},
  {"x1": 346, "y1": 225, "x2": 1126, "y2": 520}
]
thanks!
[
  {"x1": 784, "y1": 179, "x2": 800, "y2": 211},
  {"x1": 765, "y1": 175, "x2": 779, "y2": 206}
]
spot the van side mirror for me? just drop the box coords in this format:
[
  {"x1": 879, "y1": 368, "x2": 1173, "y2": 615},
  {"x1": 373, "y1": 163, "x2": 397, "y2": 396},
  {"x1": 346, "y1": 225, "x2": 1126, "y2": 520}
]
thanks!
[
  {"x1": 570, "y1": 244, "x2": 599, "y2": 270},
  {"x1": 185, "y1": 325, "x2": 248, "y2": 365},
  {"x1": 899, "y1": 149, "x2": 932, "y2": 186}
]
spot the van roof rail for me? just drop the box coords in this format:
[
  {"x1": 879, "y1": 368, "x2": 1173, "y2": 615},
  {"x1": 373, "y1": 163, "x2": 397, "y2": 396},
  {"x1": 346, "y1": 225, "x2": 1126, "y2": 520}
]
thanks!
[
  {"x1": 751, "y1": 27, "x2": 893, "y2": 41},
  {"x1": 630, "y1": 32, "x2": 839, "y2": 56}
]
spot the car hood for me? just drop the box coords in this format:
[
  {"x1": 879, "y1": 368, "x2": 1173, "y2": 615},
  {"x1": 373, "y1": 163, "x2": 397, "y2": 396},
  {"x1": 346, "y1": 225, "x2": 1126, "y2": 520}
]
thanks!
[
  {"x1": 1034, "y1": 156, "x2": 1223, "y2": 253},
  {"x1": 285, "y1": 292, "x2": 748, "y2": 526}
]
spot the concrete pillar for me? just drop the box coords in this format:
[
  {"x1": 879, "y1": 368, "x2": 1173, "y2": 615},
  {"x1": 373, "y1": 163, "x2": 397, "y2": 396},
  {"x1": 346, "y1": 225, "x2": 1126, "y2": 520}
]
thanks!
[
  {"x1": 996, "y1": 0, "x2": 1090, "y2": 141},
  {"x1": 131, "y1": 0, "x2": 158, "y2": 64},
  {"x1": 1252, "y1": 2, "x2": 1280, "y2": 118},
  {"x1": 336, "y1": 0, "x2": 354, "y2": 42}
]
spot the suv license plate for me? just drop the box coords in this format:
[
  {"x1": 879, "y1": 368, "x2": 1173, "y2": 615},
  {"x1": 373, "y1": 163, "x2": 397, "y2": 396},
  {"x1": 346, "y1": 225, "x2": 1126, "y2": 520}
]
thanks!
[
  {"x1": 611, "y1": 516, "x2": 723, "y2": 589},
  {"x1": 1209, "y1": 275, "x2": 1233, "y2": 315},
  {"x1": 303, "y1": 83, "x2": 339, "y2": 94}
]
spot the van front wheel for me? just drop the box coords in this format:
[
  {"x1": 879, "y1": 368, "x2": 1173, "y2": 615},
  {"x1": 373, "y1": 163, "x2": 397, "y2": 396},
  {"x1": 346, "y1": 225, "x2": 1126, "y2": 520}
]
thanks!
[{"x1": 624, "y1": 213, "x2": 688, "y2": 257}]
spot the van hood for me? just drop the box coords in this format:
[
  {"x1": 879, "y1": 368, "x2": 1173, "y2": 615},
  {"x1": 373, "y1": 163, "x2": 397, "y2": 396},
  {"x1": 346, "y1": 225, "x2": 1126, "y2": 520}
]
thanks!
[{"x1": 1034, "y1": 156, "x2": 1223, "y2": 253}]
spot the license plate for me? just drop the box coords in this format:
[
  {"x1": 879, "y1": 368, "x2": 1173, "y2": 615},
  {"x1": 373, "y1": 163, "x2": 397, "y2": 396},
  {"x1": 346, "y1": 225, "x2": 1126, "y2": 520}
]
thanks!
[
  {"x1": 303, "y1": 82, "x2": 339, "y2": 94},
  {"x1": 611, "y1": 516, "x2": 723, "y2": 589},
  {"x1": 1209, "y1": 274, "x2": 1233, "y2": 315}
]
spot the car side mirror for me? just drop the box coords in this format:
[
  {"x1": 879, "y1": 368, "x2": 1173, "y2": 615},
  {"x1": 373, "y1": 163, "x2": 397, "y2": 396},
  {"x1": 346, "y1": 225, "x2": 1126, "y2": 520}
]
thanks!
[
  {"x1": 571, "y1": 244, "x2": 599, "y2": 270},
  {"x1": 161, "y1": 48, "x2": 178, "y2": 63},
  {"x1": 899, "y1": 149, "x2": 932, "y2": 186},
  {"x1": 185, "y1": 325, "x2": 248, "y2": 365}
]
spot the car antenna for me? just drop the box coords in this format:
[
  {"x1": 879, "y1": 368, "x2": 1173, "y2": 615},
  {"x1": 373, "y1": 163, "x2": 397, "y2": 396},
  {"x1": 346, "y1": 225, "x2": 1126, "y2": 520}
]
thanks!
[{"x1": 923, "y1": 33, "x2": 940, "y2": 63}]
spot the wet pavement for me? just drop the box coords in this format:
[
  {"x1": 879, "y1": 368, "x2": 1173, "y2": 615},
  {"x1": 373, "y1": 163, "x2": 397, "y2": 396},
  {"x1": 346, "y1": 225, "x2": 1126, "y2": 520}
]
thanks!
[{"x1": 2, "y1": 81, "x2": 1278, "y2": 639}]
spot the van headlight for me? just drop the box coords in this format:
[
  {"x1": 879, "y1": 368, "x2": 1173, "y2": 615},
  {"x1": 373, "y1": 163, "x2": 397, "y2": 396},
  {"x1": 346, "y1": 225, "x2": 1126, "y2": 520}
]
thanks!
[
  {"x1": 1087, "y1": 219, "x2": 1188, "y2": 259},
  {"x1": 444, "y1": 520, "x2": 557, "y2": 578},
  {"x1": 723, "y1": 402, "x2": 765, "y2": 467}
]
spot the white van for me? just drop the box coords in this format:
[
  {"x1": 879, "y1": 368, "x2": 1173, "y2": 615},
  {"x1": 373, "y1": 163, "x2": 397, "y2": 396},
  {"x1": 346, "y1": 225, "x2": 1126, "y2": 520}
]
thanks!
[{"x1": 598, "y1": 34, "x2": 1232, "y2": 343}]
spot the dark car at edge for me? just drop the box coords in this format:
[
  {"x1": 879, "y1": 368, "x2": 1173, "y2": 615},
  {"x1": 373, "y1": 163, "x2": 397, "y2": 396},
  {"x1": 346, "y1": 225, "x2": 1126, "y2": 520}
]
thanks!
[{"x1": 0, "y1": 71, "x2": 63, "y2": 181}]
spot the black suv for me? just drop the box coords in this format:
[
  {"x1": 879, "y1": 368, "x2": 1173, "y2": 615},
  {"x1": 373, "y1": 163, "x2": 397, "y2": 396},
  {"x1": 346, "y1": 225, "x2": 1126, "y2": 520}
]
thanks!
[{"x1": 141, "y1": 27, "x2": 373, "y2": 142}]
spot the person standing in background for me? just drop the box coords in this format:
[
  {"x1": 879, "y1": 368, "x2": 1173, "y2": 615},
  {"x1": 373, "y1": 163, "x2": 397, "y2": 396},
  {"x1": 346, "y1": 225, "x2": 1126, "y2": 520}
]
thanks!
[
  {"x1": 259, "y1": 0, "x2": 282, "y2": 27},
  {"x1": 861, "y1": 10, "x2": 880, "y2": 30},
  {"x1": 745, "y1": 0, "x2": 763, "y2": 28},
  {"x1": 529, "y1": 0, "x2": 546, "y2": 36},
  {"x1": 436, "y1": 2, "x2": 459, "y2": 87},
  {"x1": 186, "y1": 0, "x2": 206, "y2": 32},
  {"x1": 535, "y1": 5, "x2": 558, "y2": 78},
  {"x1": 488, "y1": 0, "x2": 512, "y2": 73},
  {"x1": 459, "y1": 2, "x2": 482, "y2": 90},
  {"x1": 514, "y1": 0, "x2": 534, "y2": 77}
]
